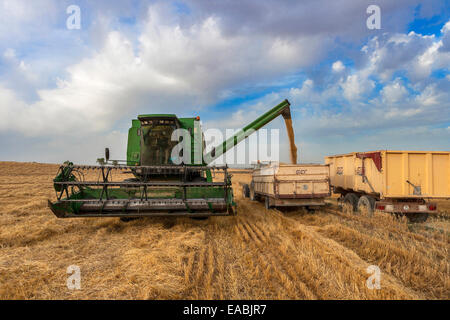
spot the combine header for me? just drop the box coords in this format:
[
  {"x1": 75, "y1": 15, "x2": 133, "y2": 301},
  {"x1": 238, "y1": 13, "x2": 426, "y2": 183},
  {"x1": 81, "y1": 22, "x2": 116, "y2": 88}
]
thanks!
[{"x1": 48, "y1": 99, "x2": 295, "y2": 218}]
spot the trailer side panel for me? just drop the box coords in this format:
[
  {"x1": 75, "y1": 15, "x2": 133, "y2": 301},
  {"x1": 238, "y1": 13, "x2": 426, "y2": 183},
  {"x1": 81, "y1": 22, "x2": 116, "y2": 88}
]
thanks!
[{"x1": 325, "y1": 150, "x2": 450, "y2": 199}]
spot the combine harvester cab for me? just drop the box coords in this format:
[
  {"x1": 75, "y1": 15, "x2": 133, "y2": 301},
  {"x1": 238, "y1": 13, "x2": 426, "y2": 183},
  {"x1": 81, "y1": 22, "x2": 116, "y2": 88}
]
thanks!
[{"x1": 49, "y1": 100, "x2": 295, "y2": 219}]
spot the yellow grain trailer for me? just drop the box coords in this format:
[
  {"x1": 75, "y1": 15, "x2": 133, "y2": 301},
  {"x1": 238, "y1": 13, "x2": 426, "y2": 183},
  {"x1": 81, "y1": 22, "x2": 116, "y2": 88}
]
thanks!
[
  {"x1": 325, "y1": 150, "x2": 450, "y2": 221},
  {"x1": 244, "y1": 163, "x2": 331, "y2": 210}
]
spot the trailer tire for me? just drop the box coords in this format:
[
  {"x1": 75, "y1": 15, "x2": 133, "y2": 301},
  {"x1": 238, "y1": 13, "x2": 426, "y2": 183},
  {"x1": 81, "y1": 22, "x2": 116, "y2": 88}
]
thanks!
[
  {"x1": 306, "y1": 206, "x2": 316, "y2": 213},
  {"x1": 265, "y1": 196, "x2": 272, "y2": 210},
  {"x1": 405, "y1": 212, "x2": 429, "y2": 223},
  {"x1": 242, "y1": 184, "x2": 250, "y2": 198},
  {"x1": 249, "y1": 183, "x2": 257, "y2": 201},
  {"x1": 357, "y1": 195, "x2": 375, "y2": 217},
  {"x1": 120, "y1": 217, "x2": 138, "y2": 222},
  {"x1": 343, "y1": 193, "x2": 358, "y2": 214}
]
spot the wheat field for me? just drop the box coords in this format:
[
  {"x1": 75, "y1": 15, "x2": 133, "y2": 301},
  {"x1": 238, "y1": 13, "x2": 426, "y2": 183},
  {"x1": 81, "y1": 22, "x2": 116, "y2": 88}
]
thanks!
[{"x1": 0, "y1": 161, "x2": 448, "y2": 299}]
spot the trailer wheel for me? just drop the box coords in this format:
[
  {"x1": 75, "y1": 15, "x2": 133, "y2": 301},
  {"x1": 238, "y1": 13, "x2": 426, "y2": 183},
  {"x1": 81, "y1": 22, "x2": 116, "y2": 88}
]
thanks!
[
  {"x1": 265, "y1": 196, "x2": 272, "y2": 210},
  {"x1": 120, "y1": 217, "x2": 138, "y2": 222},
  {"x1": 306, "y1": 206, "x2": 316, "y2": 213},
  {"x1": 357, "y1": 195, "x2": 375, "y2": 217},
  {"x1": 242, "y1": 184, "x2": 250, "y2": 198},
  {"x1": 343, "y1": 193, "x2": 358, "y2": 214},
  {"x1": 249, "y1": 182, "x2": 257, "y2": 201},
  {"x1": 405, "y1": 212, "x2": 429, "y2": 223},
  {"x1": 191, "y1": 217, "x2": 209, "y2": 220}
]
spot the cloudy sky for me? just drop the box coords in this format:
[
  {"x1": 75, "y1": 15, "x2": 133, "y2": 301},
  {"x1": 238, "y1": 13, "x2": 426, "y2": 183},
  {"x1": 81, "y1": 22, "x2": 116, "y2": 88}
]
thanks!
[{"x1": 0, "y1": 0, "x2": 449, "y2": 164}]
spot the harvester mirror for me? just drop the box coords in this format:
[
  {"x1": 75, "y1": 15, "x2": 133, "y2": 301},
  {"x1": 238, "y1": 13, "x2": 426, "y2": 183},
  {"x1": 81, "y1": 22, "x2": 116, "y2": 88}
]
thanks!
[{"x1": 105, "y1": 148, "x2": 110, "y2": 162}]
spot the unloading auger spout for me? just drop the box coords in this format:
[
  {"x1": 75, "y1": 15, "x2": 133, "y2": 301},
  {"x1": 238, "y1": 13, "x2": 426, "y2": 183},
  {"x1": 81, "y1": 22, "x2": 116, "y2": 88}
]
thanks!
[{"x1": 204, "y1": 99, "x2": 297, "y2": 164}]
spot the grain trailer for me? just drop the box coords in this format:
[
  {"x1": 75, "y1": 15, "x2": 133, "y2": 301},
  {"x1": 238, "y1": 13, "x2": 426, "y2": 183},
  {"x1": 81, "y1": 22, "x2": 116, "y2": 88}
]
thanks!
[
  {"x1": 325, "y1": 150, "x2": 450, "y2": 221},
  {"x1": 244, "y1": 163, "x2": 331, "y2": 210}
]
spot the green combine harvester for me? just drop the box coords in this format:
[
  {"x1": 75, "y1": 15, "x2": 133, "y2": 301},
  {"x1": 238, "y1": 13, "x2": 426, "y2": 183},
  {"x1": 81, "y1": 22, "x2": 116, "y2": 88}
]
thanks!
[{"x1": 48, "y1": 99, "x2": 294, "y2": 218}]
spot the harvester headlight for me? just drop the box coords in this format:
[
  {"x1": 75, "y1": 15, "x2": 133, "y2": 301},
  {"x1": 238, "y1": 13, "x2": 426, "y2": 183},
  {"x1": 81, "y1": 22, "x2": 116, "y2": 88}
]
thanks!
[{"x1": 403, "y1": 205, "x2": 410, "y2": 210}]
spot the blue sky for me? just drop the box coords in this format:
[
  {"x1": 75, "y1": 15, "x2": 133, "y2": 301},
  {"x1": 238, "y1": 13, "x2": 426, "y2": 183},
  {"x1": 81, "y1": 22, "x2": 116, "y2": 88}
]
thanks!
[{"x1": 0, "y1": 0, "x2": 449, "y2": 164}]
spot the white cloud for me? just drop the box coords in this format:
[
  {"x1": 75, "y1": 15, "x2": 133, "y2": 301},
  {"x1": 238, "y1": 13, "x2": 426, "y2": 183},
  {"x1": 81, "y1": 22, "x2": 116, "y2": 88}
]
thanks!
[
  {"x1": 381, "y1": 78, "x2": 408, "y2": 104},
  {"x1": 3, "y1": 48, "x2": 15, "y2": 59},
  {"x1": 0, "y1": 0, "x2": 59, "y2": 44},
  {"x1": 332, "y1": 60, "x2": 345, "y2": 73},
  {"x1": 0, "y1": 5, "x2": 328, "y2": 138},
  {"x1": 361, "y1": 29, "x2": 450, "y2": 83},
  {"x1": 340, "y1": 74, "x2": 375, "y2": 101},
  {"x1": 290, "y1": 79, "x2": 314, "y2": 99},
  {"x1": 415, "y1": 84, "x2": 442, "y2": 107}
]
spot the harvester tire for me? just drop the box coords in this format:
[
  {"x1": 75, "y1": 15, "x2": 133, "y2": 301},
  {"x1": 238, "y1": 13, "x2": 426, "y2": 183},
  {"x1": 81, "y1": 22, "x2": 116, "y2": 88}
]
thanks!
[{"x1": 192, "y1": 176, "x2": 207, "y2": 182}]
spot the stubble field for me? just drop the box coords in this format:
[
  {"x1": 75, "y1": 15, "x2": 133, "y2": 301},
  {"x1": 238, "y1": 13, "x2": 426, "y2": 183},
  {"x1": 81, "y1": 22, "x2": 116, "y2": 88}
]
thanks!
[{"x1": 0, "y1": 161, "x2": 448, "y2": 299}]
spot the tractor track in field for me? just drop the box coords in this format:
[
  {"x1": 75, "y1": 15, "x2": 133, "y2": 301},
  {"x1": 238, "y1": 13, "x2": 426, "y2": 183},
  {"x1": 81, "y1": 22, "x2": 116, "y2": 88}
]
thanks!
[
  {"x1": 260, "y1": 204, "x2": 427, "y2": 299},
  {"x1": 182, "y1": 230, "x2": 220, "y2": 299},
  {"x1": 243, "y1": 217, "x2": 321, "y2": 299},
  {"x1": 285, "y1": 206, "x2": 446, "y2": 298},
  {"x1": 239, "y1": 200, "x2": 321, "y2": 299},
  {"x1": 235, "y1": 198, "x2": 425, "y2": 299},
  {"x1": 236, "y1": 201, "x2": 410, "y2": 299},
  {"x1": 313, "y1": 208, "x2": 449, "y2": 299},
  {"x1": 234, "y1": 214, "x2": 317, "y2": 299},
  {"x1": 317, "y1": 223, "x2": 449, "y2": 299},
  {"x1": 323, "y1": 207, "x2": 449, "y2": 247}
]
